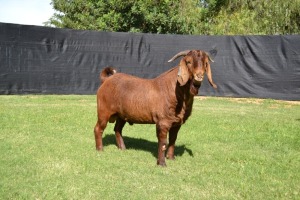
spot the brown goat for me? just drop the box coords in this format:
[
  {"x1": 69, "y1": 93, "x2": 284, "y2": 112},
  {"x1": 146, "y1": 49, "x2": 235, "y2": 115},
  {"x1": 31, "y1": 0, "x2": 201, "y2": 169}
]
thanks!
[{"x1": 94, "y1": 50, "x2": 217, "y2": 166}]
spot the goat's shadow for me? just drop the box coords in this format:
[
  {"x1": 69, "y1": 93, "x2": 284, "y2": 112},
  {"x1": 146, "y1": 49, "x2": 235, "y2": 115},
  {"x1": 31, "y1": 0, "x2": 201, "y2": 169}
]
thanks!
[{"x1": 103, "y1": 134, "x2": 193, "y2": 158}]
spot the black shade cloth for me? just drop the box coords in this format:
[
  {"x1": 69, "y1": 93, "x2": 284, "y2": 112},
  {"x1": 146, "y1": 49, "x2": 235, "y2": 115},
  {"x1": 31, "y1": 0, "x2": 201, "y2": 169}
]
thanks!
[{"x1": 0, "y1": 23, "x2": 299, "y2": 100}]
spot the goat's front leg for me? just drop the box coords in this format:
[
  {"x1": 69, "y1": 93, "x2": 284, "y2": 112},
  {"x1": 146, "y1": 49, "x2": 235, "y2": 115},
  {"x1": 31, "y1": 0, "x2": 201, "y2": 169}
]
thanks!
[
  {"x1": 156, "y1": 123, "x2": 169, "y2": 166},
  {"x1": 167, "y1": 125, "x2": 181, "y2": 160}
]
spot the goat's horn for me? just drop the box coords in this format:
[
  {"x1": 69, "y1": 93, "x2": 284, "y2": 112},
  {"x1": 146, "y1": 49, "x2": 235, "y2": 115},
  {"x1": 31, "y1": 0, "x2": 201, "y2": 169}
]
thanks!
[
  {"x1": 207, "y1": 48, "x2": 218, "y2": 62},
  {"x1": 208, "y1": 55, "x2": 214, "y2": 63},
  {"x1": 168, "y1": 50, "x2": 190, "y2": 62}
]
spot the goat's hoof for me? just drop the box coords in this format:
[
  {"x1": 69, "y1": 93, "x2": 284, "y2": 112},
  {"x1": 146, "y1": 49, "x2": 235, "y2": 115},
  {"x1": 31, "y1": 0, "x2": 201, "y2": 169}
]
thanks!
[
  {"x1": 167, "y1": 155, "x2": 175, "y2": 160},
  {"x1": 118, "y1": 146, "x2": 126, "y2": 150},
  {"x1": 157, "y1": 161, "x2": 167, "y2": 167},
  {"x1": 96, "y1": 146, "x2": 103, "y2": 151}
]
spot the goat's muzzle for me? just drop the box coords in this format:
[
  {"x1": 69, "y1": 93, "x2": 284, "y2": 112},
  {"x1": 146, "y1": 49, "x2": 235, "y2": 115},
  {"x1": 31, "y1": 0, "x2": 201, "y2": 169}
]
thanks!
[{"x1": 193, "y1": 74, "x2": 203, "y2": 84}]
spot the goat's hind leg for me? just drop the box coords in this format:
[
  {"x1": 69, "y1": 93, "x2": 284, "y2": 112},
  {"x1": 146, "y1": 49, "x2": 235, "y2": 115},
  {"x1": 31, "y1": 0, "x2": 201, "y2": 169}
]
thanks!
[
  {"x1": 94, "y1": 118, "x2": 108, "y2": 151},
  {"x1": 114, "y1": 117, "x2": 126, "y2": 150}
]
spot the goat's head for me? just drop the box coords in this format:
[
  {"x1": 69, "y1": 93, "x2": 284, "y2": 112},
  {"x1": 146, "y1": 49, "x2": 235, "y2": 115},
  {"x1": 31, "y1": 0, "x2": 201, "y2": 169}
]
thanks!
[{"x1": 168, "y1": 50, "x2": 217, "y2": 95}]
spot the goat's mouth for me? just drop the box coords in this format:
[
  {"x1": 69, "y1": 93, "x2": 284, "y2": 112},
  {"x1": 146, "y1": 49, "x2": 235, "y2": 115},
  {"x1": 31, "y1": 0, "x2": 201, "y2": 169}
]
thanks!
[{"x1": 190, "y1": 79, "x2": 201, "y2": 95}]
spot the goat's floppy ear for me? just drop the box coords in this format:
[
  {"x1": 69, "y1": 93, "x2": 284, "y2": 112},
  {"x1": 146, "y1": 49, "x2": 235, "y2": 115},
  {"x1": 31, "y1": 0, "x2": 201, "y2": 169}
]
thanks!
[
  {"x1": 177, "y1": 59, "x2": 190, "y2": 86},
  {"x1": 206, "y1": 59, "x2": 217, "y2": 89},
  {"x1": 205, "y1": 50, "x2": 217, "y2": 89}
]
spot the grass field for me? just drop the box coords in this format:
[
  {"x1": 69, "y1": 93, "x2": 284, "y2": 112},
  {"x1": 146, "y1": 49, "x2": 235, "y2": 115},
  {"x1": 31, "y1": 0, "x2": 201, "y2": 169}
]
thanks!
[{"x1": 0, "y1": 95, "x2": 299, "y2": 199}]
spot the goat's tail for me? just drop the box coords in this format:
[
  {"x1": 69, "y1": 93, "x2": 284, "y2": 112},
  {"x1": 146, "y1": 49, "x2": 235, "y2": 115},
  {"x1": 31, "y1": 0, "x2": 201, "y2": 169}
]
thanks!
[{"x1": 100, "y1": 67, "x2": 117, "y2": 83}]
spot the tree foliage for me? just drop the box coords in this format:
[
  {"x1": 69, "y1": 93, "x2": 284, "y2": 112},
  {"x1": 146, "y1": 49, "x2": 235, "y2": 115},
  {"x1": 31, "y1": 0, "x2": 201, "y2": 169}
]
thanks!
[
  {"x1": 205, "y1": 0, "x2": 300, "y2": 35},
  {"x1": 45, "y1": 0, "x2": 300, "y2": 35}
]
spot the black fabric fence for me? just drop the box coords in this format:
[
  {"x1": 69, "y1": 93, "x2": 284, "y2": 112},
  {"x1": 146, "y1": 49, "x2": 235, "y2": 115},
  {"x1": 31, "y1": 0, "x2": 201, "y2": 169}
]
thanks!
[{"x1": 0, "y1": 22, "x2": 299, "y2": 100}]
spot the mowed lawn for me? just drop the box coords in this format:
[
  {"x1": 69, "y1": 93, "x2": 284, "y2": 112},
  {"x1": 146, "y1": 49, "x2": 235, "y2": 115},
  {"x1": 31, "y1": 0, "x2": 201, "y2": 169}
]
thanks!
[{"x1": 0, "y1": 95, "x2": 299, "y2": 199}]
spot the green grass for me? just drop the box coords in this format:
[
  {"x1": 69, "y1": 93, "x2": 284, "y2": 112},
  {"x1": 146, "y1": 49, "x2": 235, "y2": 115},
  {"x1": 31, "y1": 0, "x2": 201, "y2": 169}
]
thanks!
[{"x1": 0, "y1": 95, "x2": 299, "y2": 199}]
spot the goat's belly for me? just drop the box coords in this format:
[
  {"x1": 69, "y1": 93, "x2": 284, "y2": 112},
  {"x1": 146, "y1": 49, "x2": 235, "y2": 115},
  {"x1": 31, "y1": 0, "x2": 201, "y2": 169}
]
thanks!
[
  {"x1": 121, "y1": 113, "x2": 155, "y2": 124},
  {"x1": 127, "y1": 120, "x2": 155, "y2": 125},
  {"x1": 117, "y1": 100, "x2": 157, "y2": 124}
]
